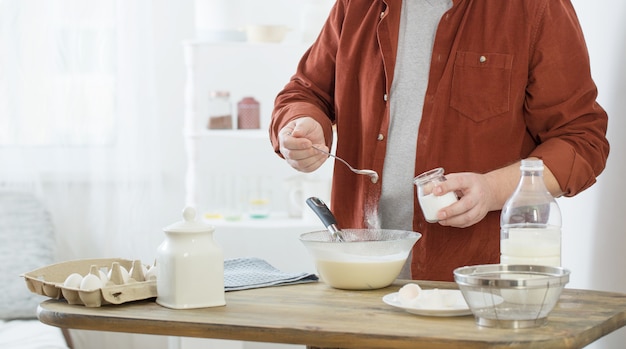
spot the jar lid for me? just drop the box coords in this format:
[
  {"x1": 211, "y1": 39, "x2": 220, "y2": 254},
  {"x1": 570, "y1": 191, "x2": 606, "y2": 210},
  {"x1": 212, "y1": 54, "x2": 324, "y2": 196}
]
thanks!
[
  {"x1": 238, "y1": 96, "x2": 259, "y2": 104},
  {"x1": 163, "y1": 207, "x2": 215, "y2": 234},
  {"x1": 210, "y1": 90, "x2": 230, "y2": 98}
]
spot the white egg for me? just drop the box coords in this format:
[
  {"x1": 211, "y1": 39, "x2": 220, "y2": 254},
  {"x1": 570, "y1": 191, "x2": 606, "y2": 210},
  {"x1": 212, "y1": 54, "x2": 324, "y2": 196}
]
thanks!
[
  {"x1": 99, "y1": 270, "x2": 109, "y2": 283},
  {"x1": 129, "y1": 263, "x2": 148, "y2": 281},
  {"x1": 145, "y1": 265, "x2": 158, "y2": 281},
  {"x1": 398, "y1": 283, "x2": 422, "y2": 305},
  {"x1": 420, "y1": 288, "x2": 445, "y2": 308},
  {"x1": 63, "y1": 273, "x2": 83, "y2": 289},
  {"x1": 80, "y1": 273, "x2": 103, "y2": 291},
  {"x1": 108, "y1": 264, "x2": 130, "y2": 284}
]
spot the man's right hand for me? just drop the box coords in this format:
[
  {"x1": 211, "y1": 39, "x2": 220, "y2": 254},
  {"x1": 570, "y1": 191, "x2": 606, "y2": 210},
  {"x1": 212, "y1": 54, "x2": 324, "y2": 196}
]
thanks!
[{"x1": 278, "y1": 117, "x2": 328, "y2": 172}]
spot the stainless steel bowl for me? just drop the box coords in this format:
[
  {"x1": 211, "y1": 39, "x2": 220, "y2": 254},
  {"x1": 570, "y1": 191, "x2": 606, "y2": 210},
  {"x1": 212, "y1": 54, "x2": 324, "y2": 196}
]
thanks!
[{"x1": 454, "y1": 264, "x2": 570, "y2": 328}]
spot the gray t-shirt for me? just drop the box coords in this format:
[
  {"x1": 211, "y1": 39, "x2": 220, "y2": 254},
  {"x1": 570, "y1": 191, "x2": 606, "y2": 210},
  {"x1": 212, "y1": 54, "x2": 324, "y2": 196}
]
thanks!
[
  {"x1": 379, "y1": 0, "x2": 452, "y2": 276},
  {"x1": 379, "y1": 0, "x2": 452, "y2": 231}
]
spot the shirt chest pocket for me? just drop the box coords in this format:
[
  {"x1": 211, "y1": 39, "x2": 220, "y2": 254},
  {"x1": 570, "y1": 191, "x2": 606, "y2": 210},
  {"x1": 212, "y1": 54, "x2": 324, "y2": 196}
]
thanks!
[{"x1": 450, "y1": 51, "x2": 514, "y2": 122}]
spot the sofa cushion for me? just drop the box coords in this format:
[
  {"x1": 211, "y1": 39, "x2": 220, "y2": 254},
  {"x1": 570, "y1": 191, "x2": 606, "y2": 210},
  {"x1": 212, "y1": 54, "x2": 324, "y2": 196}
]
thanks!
[{"x1": 0, "y1": 191, "x2": 56, "y2": 320}]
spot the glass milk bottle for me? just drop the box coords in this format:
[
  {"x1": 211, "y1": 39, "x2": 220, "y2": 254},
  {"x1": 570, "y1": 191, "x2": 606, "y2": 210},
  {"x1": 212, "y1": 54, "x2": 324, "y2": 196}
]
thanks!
[{"x1": 500, "y1": 159, "x2": 562, "y2": 266}]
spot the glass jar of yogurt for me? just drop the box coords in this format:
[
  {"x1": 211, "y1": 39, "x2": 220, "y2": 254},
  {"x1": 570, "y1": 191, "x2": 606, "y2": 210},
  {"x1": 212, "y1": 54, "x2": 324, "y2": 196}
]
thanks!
[{"x1": 414, "y1": 167, "x2": 459, "y2": 223}]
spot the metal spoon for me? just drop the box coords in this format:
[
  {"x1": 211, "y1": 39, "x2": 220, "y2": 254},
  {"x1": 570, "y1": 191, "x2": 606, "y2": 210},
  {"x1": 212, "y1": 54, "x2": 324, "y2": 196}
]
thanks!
[
  {"x1": 312, "y1": 146, "x2": 379, "y2": 183},
  {"x1": 306, "y1": 197, "x2": 344, "y2": 242}
]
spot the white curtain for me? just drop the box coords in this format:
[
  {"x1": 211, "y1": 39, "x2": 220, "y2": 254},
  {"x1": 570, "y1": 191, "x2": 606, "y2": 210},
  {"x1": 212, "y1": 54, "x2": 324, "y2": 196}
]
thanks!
[
  {"x1": 0, "y1": 0, "x2": 166, "y2": 259},
  {"x1": 0, "y1": 1, "x2": 170, "y2": 347}
]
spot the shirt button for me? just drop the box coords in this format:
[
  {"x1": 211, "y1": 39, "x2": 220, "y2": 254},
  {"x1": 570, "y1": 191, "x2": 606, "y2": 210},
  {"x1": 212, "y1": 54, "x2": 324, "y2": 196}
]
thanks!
[
  {"x1": 380, "y1": 11, "x2": 385, "y2": 19},
  {"x1": 377, "y1": 134, "x2": 384, "y2": 141},
  {"x1": 479, "y1": 55, "x2": 487, "y2": 63},
  {"x1": 383, "y1": 93, "x2": 388, "y2": 101}
]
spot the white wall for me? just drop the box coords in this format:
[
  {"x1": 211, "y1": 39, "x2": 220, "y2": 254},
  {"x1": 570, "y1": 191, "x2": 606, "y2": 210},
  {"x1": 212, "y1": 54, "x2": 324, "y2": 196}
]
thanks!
[
  {"x1": 560, "y1": 1, "x2": 626, "y2": 347},
  {"x1": 565, "y1": 0, "x2": 626, "y2": 291}
]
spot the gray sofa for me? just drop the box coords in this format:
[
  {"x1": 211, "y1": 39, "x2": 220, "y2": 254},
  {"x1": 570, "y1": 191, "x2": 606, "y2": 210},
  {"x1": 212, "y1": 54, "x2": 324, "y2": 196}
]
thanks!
[{"x1": 0, "y1": 190, "x2": 71, "y2": 348}]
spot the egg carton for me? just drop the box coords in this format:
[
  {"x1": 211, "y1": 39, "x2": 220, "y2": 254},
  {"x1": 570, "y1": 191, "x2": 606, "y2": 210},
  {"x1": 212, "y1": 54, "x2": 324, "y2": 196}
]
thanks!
[{"x1": 22, "y1": 258, "x2": 157, "y2": 307}]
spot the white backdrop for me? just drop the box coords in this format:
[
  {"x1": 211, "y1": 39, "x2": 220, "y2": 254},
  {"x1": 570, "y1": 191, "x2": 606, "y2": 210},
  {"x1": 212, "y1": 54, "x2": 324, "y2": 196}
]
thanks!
[
  {"x1": 561, "y1": 1, "x2": 626, "y2": 347},
  {"x1": 0, "y1": 0, "x2": 624, "y2": 348}
]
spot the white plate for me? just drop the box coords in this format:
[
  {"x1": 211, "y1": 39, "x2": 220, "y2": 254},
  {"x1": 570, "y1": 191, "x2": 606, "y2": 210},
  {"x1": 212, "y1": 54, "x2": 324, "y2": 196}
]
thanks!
[{"x1": 382, "y1": 289, "x2": 472, "y2": 317}]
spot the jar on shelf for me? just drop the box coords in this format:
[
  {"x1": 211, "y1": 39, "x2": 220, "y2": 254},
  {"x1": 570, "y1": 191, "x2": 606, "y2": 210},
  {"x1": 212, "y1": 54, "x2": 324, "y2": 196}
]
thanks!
[
  {"x1": 237, "y1": 96, "x2": 260, "y2": 129},
  {"x1": 208, "y1": 90, "x2": 233, "y2": 129}
]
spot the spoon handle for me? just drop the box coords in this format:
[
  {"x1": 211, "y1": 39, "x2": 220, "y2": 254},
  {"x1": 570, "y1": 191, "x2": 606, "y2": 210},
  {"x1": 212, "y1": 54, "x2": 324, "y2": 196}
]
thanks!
[{"x1": 312, "y1": 145, "x2": 379, "y2": 183}]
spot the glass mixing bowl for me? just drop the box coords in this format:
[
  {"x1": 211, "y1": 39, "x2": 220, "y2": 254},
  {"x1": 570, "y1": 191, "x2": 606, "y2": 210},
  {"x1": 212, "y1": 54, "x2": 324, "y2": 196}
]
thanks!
[{"x1": 299, "y1": 229, "x2": 421, "y2": 290}]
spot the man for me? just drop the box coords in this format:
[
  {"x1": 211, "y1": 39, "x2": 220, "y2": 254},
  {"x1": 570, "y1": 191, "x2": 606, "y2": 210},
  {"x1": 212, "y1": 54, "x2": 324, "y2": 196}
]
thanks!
[{"x1": 269, "y1": 0, "x2": 609, "y2": 281}]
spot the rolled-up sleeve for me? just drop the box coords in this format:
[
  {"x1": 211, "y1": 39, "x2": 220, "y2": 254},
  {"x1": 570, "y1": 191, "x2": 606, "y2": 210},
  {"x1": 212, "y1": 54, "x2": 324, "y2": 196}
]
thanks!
[{"x1": 525, "y1": 0, "x2": 609, "y2": 196}]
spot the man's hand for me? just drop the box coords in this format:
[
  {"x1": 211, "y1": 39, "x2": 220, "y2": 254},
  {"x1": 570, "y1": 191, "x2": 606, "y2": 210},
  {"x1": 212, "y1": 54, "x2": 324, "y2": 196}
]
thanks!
[
  {"x1": 430, "y1": 172, "x2": 498, "y2": 228},
  {"x1": 278, "y1": 117, "x2": 328, "y2": 172}
]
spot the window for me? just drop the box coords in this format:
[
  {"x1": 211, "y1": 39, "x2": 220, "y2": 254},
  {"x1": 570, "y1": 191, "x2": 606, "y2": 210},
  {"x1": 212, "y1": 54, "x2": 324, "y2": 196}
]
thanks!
[{"x1": 0, "y1": 0, "x2": 117, "y2": 147}]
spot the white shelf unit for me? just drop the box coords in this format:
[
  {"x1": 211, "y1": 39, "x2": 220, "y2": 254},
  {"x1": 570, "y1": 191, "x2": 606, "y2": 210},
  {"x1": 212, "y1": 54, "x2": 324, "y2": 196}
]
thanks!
[
  {"x1": 182, "y1": 39, "x2": 337, "y2": 223},
  {"x1": 183, "y1": 39, "x2": 333, "y2": 216},
  {"x1": 182, "y1": 40, "x2": 330, "y2": 349},
  {"x1": 182, "y1": 40, "x2": 310, "y2": 133}
]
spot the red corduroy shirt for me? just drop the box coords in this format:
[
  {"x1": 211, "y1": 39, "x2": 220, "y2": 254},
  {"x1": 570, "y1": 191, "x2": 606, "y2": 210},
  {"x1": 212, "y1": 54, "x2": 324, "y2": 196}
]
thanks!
[{"x1": 270, "y1": 0, "x2": 609, "y2": 281}]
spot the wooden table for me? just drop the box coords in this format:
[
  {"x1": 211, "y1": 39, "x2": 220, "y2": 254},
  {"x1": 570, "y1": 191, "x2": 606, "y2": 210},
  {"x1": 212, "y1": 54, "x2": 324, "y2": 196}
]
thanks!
[{"x1": 37, "y1": 280, "x2": 626, "y2": 349}]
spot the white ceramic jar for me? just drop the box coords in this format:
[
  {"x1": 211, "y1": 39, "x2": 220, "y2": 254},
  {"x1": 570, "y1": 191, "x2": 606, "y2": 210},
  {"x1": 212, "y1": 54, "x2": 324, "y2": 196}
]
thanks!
[{"x1": 156, "y1": 206, "x2": 225, "y2": 309}]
